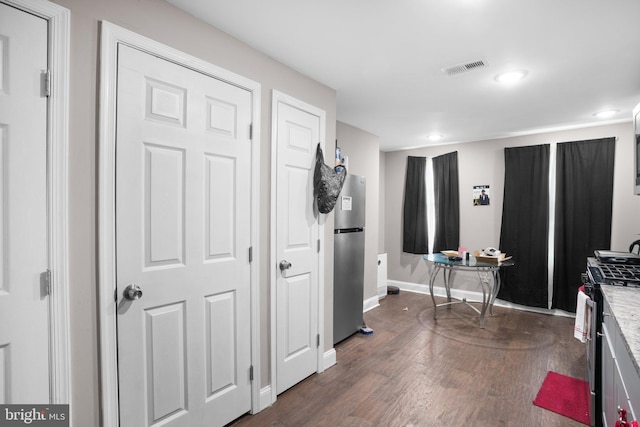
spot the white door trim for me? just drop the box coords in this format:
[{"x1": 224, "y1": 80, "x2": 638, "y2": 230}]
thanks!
[
  {"x1": 0, "y1": 0, "x2": 71, "y2": 405},
  {"x1": 269, "y1": 90, "x2": 325, "y2": 404},
  {"x1": 97, "y1": 21, "x2": 261, "y2": 427}
]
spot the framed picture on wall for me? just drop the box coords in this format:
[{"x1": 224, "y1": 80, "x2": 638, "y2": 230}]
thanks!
[{"x1": 473, "y1": 185, "x2": 490, "y2": 206}]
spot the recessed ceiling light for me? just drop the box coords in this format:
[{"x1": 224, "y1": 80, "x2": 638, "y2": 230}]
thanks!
[
  {"x1": 494, "y1": 70, "x2": 528, "y2": 84},
  {"x1": 593, "y1": 110, "x2": 619, "y2": 119},
  {"x1": 428, "y1": 134, "x2": 443, "y2": 142}
]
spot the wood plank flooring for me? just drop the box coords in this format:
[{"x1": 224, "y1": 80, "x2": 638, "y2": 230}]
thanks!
[{"x1": 229, "y1": 290, "x2": 588, "y2": 427}]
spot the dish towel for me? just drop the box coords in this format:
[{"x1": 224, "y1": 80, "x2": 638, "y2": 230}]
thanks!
[{"x1": 574, "y1": 290, "x2": 590, "y2": 343}]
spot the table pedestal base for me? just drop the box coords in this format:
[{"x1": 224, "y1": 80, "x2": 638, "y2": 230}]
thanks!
[{"x1": 428, "y1": 263, "x2": 501, "y2": 328}]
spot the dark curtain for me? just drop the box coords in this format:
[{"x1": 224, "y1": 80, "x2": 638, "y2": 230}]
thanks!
[
  {"x1": 403, "y1": 156, "x2": 429, "y2": 254},
  {"x1": 498, "y1": 145, "x2": 550, "y2": 308},
  {"x1": 432, "y1": 151, "x2": 459, "y2": 253},
  {"x1": 553, "y1": 137, "x2": 615, "y2": 312}
]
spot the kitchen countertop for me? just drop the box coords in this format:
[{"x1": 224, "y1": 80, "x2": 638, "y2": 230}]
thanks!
[{"x1": 600, "y1": 285, "x2": 640, "y2": 377}]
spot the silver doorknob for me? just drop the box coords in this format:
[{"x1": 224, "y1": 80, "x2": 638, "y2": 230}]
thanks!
[
  {"x1": 123, "y1": 284, "x2": 143, "y2": 301},
  {"x1": 279, "y1": 260, "x2": 292, "y2": 271}
]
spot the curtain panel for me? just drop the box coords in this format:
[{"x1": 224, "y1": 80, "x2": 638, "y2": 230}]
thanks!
[
  {"x1": 432, "y1": 151, "x2": 460, "y2": 253},
  {"x1": 498, "y1": 144, "x2": 550, "y2": 308},
  {"x1": 553, "y1": 137, "x2": 616, "y2": 312},
  {"x1": 403, "y1": 156, "x2": 429, "y2": 254}
]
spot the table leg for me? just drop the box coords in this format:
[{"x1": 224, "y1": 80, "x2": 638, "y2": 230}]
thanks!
[
  {"x1": 476, "y1": 270, "x2": 489, "y2": 328},
  {"x1": 489, "y1": 270, "x2": 501, "y2": 315},
  {"x1": 429, "y1": 264, "x2": 440, "y2": 319},
  {"x1": 444, "y1": 267, "x2": 453, "y2": 306}
]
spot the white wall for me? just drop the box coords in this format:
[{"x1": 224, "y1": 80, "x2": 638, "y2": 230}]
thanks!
[
  {"x1": 49, "y1": 0, "x2": 336, "y2": 424},
  {"x1": 379, "y1": 151, "x2": 386, "y2": 253},
  {"x1": 384, "y1": 122, "x2": 640, "y2": 290}
]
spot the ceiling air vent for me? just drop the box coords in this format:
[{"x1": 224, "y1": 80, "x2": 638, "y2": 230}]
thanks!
[{"x1": 443, "y1": 59, "x2": 488, "y2": 77}]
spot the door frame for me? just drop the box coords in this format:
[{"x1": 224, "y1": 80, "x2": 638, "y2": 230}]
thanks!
[
  {"x1": 97, "y1": 22, "x2": 261, "y2": 427},
  {"x1": 269, "y1": 90, "x2": 325, "y2": 404},
  {"x1": 1, "y1": 0, "x2": 70, "y2": 405}
]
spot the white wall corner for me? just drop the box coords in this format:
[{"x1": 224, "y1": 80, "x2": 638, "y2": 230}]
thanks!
[
  {"x1": 255, "y1": 386, "x2": 273, "y2": 414},
  {"x1": 387, "y1": 279, "x2": 431, "y2": 295},
  {"x1": 323, "y1": 348, "x2": 337, "y2": 370},
  {"x1": 377, "y1": 253, "x2": 388, "y2": 300},
  {"x1": 387, "y1": 279, "x2": 483, "y2": 302},
  {"x1": 363, "y1": 295, "x2": 380, "y2": 313}
]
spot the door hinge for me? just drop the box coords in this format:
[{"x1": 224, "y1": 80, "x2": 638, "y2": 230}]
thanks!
[
  {"x1": 42, "y1": 70, "x2": 51, "y2": 97},
  {"x1": 317, "y1": 334, "x2": 320, "y2": 348},
  {"x1": 249, "y1": 123, "x2": 253, "y2": 140},
  {"x1": 249, "y1": 365, "x2": 254, "y2": 381},
  {"x1": 42, "y1": 269, "x2": 52, "y2": 296},
  {"x1": 317, "y1": 239, "x2": 321, "y2": 253},
  {"x1": 249, "y1": 246, "x2": 253, "y2": 262}
]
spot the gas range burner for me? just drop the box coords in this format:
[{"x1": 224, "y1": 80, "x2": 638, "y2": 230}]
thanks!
[
  {"x1": 588, "y1": 259, "x2": 640, "y2": 287},
  {"x1": 599, "y1": 263, "x2": 640, "y2": 281}
]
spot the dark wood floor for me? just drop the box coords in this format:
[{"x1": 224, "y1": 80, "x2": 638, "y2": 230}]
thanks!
[{"x1": 230, "y1": 290, "x2": 588, "y2": 427}]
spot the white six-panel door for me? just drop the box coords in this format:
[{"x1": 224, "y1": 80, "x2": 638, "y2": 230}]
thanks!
[
  {"x1": 115, "y1": 44, "x2": 253, "y2": 427},
  {"x1": 274, "y1": 94, "x2": 323, "y2": 394},
  {"x1": 0, "y1": 2, "x2": 49, "y2": 404}
]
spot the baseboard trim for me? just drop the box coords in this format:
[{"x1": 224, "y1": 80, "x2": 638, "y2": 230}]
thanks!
[
  {"x1": 363, "y1": 295, "x2": 380, "y2": 313},
  {"x1": 386, "y1": 279, "x2": 575, "y2": 318},
  {"x1": 253, "y1": 347, "x2": 336, "y2": 415},
  {"x1": 323, "y1": 347, "x2": 337, "y2": 370},
  {"x1": 256, "y1": 386, "x2": 273, "y2": 413}
]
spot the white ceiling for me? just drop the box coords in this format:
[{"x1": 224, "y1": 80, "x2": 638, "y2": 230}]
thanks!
[{"x1": 167, "y1": 0, "x2": 640, "y2": 152}]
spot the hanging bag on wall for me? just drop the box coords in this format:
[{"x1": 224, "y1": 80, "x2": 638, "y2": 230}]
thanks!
[{"x1": 313, "y1": 143, "x2": 347, "y2": 214}]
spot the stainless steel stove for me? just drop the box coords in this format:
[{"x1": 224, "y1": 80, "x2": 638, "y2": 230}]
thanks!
[{"x1": 583, "y1": 255, "x2": 640, "y2": 427}]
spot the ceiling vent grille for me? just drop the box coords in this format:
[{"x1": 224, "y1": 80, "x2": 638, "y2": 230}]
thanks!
[{"x1": 443, "y1": 59, "x2": 488, "y2": 77}]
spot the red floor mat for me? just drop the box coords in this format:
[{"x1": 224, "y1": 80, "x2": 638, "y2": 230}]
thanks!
[{"x1": 533, "y1": 371, "x2": 590, "y2": 425}]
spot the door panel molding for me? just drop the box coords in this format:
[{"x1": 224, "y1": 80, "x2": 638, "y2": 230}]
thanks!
[
  {"x1": 0, "y1": 0, "x2": 70, "y2": 405},
  {"x1": 98, "y1": 21, "x2": 261, "y2": 427},
  {"x1": 270, "y1": 90, "x2": 325, "y2": 404}
]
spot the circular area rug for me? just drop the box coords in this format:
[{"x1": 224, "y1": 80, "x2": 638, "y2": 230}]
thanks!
[{"x1": 417, "y1": 302, "x2": 558, "y2": 351}]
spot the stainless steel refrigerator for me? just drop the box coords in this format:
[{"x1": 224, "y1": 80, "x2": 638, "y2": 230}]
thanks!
[{"x1": 333, "y1": 174, "x2": 366, "y2": 344}]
